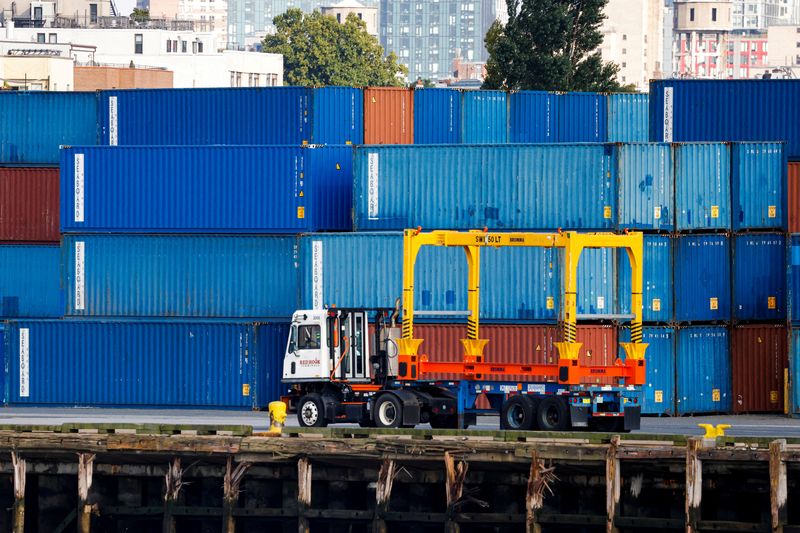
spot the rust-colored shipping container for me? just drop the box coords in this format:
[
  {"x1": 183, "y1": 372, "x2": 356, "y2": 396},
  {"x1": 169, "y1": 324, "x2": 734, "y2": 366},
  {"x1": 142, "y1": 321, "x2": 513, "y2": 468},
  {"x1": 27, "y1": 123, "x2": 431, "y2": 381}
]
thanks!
[
  {"x1": 731, "y1": 324, "x2": 787, "y2": 413},
  {"x1": 0, "y1": 168, "x2": 59, "y2": 242},
  {"x1": 789, "y1": 162, "x2": 800, "y2": 232},
  {"x1": 364, "y1": 87, "x2": 413, "y2": 144}
]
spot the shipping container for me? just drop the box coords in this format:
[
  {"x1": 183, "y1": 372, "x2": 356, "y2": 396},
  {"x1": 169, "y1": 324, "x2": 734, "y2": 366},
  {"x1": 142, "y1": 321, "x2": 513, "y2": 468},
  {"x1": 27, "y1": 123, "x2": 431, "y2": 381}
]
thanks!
[
  {"x1": 676, "y1": 326, "x2": 732, "y2": 414},
  {"x1": 792, "y1": 235, "x2": 800, "y2": 324},
  {"x1": 461, "y1": 90, "x2": 508, "y2": 143},
  {"x1": 733, "y1": 233, "x2": 786, "y2": 321},
  {"x1": 353, "y1": 144, "x2": 617, "y2": 231},
  {"x1": 363, "y1": 87, "x2": 413, "y2": 144},
  {"x1": 553, "y1": 92, "x2": 607, "y2": 143},
  {"x1": 731, "y1": 142, "x2": 785, "y2": 231},
  {"x1": 60, "y1": 145, "x2": 353, "y2": 233},
  {"x1": 675, "y1": 143, "x2": 731, "y2": 231},
  {"x1": 607, "y1": 93, "x2": 649, "y2": 143},
  {"x1": 98, "y1": 88, "x2": 310, "y2": 146},
  {"x1": 619, "y1": 326, "x2": 675, "y2": 415},
  {"x1": 0, "y1": 168, "x2": 59, "y2": 242},
  {"x1": 790, "y1": 162, "x2": 800, "y2": 233},
  {"x1": 62, "y1": 235, "x2": 298, "y2": 318},
  {"x1": 508, "y1": 91, "x2": 553, "y2": 143},
  {"x1": 617, "y1": 234, "x2": 673, "y2": 323},
  {"x1": 0, "y1": 245, "x2": 62, "y2": 318},
  {"x1": 413, "y1": 88, "x2": 461, "y2": 144},
  {"x1": 2, "y1": 319, "x2": 289, "y2": 408},
  {"x1": 674, "y1": 234, "x2": 731, "y2": 322},
  {"x1": 311, "y1": 86, "x2": 364, "y2": 145},
  {"x1": 731, "y1": 324, "x2": 787, "y2": 413},
  {"x1": 0, "y1": 92, "x2": 97, "y2": 164},
  {"x1": 616, "y1": 143, "x2": 674, "y2": 231},
  {"x1": 791, "y1": 328, "x2": 800, "y2": 414},
  {"x1": 299, "y1": 233, "x2": 613, "y2": 321},
  {"x1": 650, "y1": 79, "x2": 800, "y2": 159}
]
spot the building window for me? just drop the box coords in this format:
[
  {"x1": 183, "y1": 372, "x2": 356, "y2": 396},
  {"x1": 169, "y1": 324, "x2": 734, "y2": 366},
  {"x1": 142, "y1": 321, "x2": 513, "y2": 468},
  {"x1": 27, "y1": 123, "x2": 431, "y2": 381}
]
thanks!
[
  {"x1": 198, "y1": 41, "x2": 203, "y2": 53},
  {"x1": 48, "y1": 33, "x2": 56, "y2": 43},
  {"x1": 254, "y1": 74, "x2": 260, "y2": 86},
  {"x1": 622, "y1": 48, "x2": 626, "y2": 54},
  {"x1": 236, "y1": 72, "x2": 242, "y2": 87},
  {"x1": 622, "y1": 62, "x2": 626, "y2": 68},
  {"x1": 33, "y1": 6, "x2": 42, "y2": 19},
  {"x1": 134, "y1": 33, "x2": 143, "y2": 54},
  {"x1": 690, "y1": 8, "x2": 695, "y2": 22},
  {"x1": 622, "y1": 34, "x2": 626, "y2": 40},
  {"x1": 192, "y1": 41, "x2": 197, "y2": 53},
  {"x1": 90, "y1": 3, "x2": 98, "y2": 23},
  {"x1": 167, "y1": 40, "x2": 172, "y2": 52},
  {"x1": 37, "y1": 33, "x2": 45, "y2": 43},
  {"x1": 712, "y1": 8, "x2": 717, "y2": 22},
  {"x1": 181, "y1": 40, "x2": 187, "y2": 53},
  {"x1": 336, "y1": 13, "x2": 341, "y2": 22}
]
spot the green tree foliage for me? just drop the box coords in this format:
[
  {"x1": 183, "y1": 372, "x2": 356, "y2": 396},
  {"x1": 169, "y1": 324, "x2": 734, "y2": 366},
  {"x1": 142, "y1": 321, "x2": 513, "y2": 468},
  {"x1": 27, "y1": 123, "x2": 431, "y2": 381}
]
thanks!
[
  {"x1": 130, "y1": 8, "x2": 149, "y2": 21},
  {"x1": 484, "y1": 0, "x2": 625, "y2": 92},
  {"x1": 263, "y1": 8, "x2": 407, "y2": 87}
]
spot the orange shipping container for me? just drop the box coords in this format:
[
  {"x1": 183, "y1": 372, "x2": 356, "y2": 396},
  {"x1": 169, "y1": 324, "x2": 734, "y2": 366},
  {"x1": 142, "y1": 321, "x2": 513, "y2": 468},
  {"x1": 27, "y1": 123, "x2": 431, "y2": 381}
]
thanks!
[
  {"x1": 364, "y1": 87, "x2": 413, "y2": 144},
  {"x1": 789, "y1": 162, "x2": 800, "y2": 233},
  {"x1": 731, "y1": 324, "x2": 787, "y2": 413}
]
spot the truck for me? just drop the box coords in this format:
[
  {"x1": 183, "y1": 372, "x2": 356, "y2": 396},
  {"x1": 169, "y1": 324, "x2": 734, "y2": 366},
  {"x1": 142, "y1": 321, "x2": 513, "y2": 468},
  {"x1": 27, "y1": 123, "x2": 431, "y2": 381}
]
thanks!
[{"x1": 282, "y1": 229, "x2": 647, "y2": 432}]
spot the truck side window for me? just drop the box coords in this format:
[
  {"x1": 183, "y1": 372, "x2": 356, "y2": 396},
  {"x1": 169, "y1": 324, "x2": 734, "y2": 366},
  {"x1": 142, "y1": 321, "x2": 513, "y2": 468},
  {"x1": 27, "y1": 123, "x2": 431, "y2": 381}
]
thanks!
[{"x1": 297, "y1": 325, "x2": 321, "y2": 350}]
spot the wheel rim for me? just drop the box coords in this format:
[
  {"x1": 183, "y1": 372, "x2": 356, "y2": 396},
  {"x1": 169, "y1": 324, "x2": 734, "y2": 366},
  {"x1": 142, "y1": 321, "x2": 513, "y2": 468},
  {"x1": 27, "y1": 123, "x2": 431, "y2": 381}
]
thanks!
[
  {"x1": 545, "y1": 405, "x2": 560, "y2": 427},
  {"x1": 301, "y1": 401, "x2": 319, "y2": 426},
  {"x1": 506, "y1": 403, "x2": 525, "y2": 429},
  {"x1": 378, "y1": 401, "x2": 397, "y2": 426}
]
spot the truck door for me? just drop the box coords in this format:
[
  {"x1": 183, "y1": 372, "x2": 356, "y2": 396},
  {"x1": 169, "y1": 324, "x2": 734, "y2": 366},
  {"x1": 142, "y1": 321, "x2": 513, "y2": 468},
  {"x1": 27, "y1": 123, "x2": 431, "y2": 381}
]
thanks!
[{"x1": 332, "y1": 311, "x2": 369, "y2": 382}]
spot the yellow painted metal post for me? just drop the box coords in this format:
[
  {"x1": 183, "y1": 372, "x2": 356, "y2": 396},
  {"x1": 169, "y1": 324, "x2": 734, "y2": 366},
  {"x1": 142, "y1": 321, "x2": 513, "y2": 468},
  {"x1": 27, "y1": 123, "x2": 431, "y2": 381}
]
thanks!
[
  {"x1": 397, "y1": 229, "x2": 423, "y2": 379},
  {"x1": 461, "y1": 245, "x2": 488, "y2": 364},
  {"x1": 554, "y1": 234, "x2": 583, "y2": 377},
  {"x1": 619, "y1": 232, "x2": 648, "y2": 385}
]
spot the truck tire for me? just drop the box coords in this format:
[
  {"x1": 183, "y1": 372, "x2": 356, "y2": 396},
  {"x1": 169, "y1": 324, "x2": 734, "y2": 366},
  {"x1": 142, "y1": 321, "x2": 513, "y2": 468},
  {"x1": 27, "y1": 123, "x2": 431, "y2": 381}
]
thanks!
[
  {"x1": 374, "y1": 394, "x2": 404, "y2": 428},
  {"x1": 297, "y1": 394, "x2": 327, "y2": 428},
  {"x1": 500, "y1": 395, "x2": 536, "y2": 430},
  {"x1": 535, "y1": 397, "x2": 569, "y2": 431}
]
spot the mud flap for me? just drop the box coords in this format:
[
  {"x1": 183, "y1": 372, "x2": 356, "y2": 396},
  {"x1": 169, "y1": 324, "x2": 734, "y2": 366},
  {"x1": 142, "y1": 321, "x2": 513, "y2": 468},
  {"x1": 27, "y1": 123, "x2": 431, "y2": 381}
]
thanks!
[
  {"x1": 624, "y1": 405, "x2": 641, "y2": 431},
  {"x1": 569, "y1": 406, "x2": 590, "y2": 428}
]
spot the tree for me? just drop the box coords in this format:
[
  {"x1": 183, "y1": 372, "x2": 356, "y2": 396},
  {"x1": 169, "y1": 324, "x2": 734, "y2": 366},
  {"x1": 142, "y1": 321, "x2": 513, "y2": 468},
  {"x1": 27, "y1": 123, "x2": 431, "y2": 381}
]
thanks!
[
  {"x1": 131, "y1": 8, "x2": 149, "y2": 22},
  {"x1": 262, "y1": 9, "x2": 407, "y2": 87},
  {"x1": 483, "y1": 0, "x2": 625, "y2": 92}
]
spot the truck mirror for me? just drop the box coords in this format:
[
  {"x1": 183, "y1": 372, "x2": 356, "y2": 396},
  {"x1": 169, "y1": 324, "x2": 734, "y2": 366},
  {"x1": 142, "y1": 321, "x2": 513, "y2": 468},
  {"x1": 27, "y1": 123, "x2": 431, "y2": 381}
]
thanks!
[{"x1": 288, "y1": 341, "x2": 296, "y2": 354}]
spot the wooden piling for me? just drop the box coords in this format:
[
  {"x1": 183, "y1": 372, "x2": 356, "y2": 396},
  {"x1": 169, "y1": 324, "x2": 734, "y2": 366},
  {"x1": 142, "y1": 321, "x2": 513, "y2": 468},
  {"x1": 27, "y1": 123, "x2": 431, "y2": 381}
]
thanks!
[
  {"x1": 373, "y1": 459, "x2": 396, "y2": 533},
  {"x1": 770, "y1": 439, "x2": 787, "y2": 533},
  {"x1": 162, "y1": 457, "x2": 182, "y2": 533},
  {"x1": 685, "y1": 438, "x2": 702, "y2": 533},
  {"x1": 297, "y1": 457, "x2": 312, "y2": 533},
  {"x1": 77, "y1": 453, "x2": 95, "y2": 533},
  {"x1": 606, "y1": 435, "x2": 621, "y2": 533},
  {"x1": 12, "y1": 452, "x2": 25, "y2": 533},
  {"x1": 222, "y1": 457, "x2": 251, "y2": 533}
]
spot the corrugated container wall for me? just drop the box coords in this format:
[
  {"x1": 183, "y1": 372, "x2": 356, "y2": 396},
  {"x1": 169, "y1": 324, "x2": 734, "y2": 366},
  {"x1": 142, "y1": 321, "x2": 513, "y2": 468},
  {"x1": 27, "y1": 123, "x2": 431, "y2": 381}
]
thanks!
[
  {"x1": 0, "y1": 168, "x2": 59, "y2": 242},
  {"x1": 731, "y1": 142, "x2": 785, "y2": 231},
  {"x1": 62, "y1": 235, "x2": 298, "y2": 318},
  {"x1": 619, "y1": 326, "x2": 675, "y2": 415},
  {"x1": 617, "y1": 143, "x2": 674, "y2": 231},
  {"x1": 676, "y1": 326, "x2": 732, "y2": 414},
  {"x1": 98, "y1": 88, "x2": 311, "y2": 145},
  {"x1": 311, "y1": 86, "x2": 364, "y2": 145},
  {"x1": 255, "y1": 322, "x2": 292, "y2": 403},
  {"x1": 789, "y1": 163, "x2": 800, "y2": 232},
  {"x1": 353, "y1": 144, "x2": 617, "y2": 231},
  {"x1": 733, "y1": 233, "x2": 786, "y2": 321},
  {"x1": 792, "y1": 329, "x2": 800, "y2": 414},
  {"x1": 363, "y1": 87, "x2": 413, "y2": 144},
  {"x1": 413, "y1": 88, "x2": 461, "y2": 144},
  {"x1": 0, "y1": 92, "x2": 97, "y2": 164},
  {"x1": 553, "y1": 92, "x2": 607, "y2": 143},
  {"x1": 509, "y1": 91, "x2": 553, "y2": 143},
  {"x1": 675, "y1": 234, "x2": 731, "y2": 322},
  {"x1": 0, "y1": 245, "x2": 62, "y2": 318},
  {"x1": 3, "y1": 320, "x2": 288, "y2": 408},
  {"x1": 731, "y1": 325, "x2": 787, "y2": 413},
  {"x1": 675, "y1": 143, "x2": 731, "y2": 231},
  {"x1": 607, "y1": 93, "x2": 649, "y2": 143},
  {"x1": 461, "y1": 90, "x2": 508, "y2": 143},
  {"x1": 618, "y1": 234, "x2": 673, "y2": 323},
  {"x1": 649, "y1": 79, "x2": 800, "y2": 159},
  {"x1": 792, "y1": 235, "x2": 800, "y2": 324},
  {"x1": 60, "y1": 145, "x2": 353, "y2": 233}
]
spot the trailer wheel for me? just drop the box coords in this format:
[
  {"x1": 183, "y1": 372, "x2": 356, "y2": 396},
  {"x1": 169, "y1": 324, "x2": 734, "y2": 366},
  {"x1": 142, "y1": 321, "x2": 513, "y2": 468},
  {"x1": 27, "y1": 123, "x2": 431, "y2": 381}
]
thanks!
[
  {"x1": 500, "y1": 395, "x2": 536, "y2": 430},
  {"x1": 297, "y1": 394, "x2": 327, "y2": 428},
  {"x1": 535, "y1": 397, "x2": 569, "y2": 431},
  {"x1": 374, "y1": 394, "x2": 404, "y2": 428}
]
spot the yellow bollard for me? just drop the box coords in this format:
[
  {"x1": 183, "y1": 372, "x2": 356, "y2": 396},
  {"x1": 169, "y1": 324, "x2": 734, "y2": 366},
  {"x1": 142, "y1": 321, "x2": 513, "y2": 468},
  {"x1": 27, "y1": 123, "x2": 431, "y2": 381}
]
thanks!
[
  {"x1": 268, "y1": 401, "x2": 287, "y2": 435},
  {"x1": 698, "y1": 423, "x2": 731, "y2": 439}
]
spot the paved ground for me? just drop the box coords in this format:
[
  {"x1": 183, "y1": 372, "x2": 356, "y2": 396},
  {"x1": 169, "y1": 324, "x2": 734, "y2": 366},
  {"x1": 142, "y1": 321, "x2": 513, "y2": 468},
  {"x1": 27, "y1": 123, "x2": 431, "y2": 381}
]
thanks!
[{"x1": 1, "y1": 407, "x2": 800, "y2": 438}]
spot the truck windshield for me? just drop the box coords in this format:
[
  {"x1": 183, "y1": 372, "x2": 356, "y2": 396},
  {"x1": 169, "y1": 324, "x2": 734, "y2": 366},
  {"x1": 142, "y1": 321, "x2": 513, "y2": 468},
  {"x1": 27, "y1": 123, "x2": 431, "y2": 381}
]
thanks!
[{"x1": 297, "y1": 324, "x2": 321, "y2": 350}]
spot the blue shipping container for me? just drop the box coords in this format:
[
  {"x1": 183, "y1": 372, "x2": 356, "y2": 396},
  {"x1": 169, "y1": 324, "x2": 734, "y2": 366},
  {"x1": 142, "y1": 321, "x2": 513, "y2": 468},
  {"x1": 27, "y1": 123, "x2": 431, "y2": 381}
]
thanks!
[
  {"x1": 619, "y1": 326, "x2": 675, "y2": 415},
  {"x1": 553, "y1": 92, "x2": 607, "y2": 143},
  {"x1": 792, "y1": 328, "x2": 800, "y2": 414},
  {"x1": 97, "y1": 88, "x2": 311, "y2": 146},
  {"x1": 650, "y1": 79, "x2": 800, "y2": 160},
  {"x1": 353, "y1": 144, "x2": 617, "y2": 231},
  {"x1": 731, "y1": 142, "x2": 785, "y2": 231},
  {"x1": 607, "y1": 93, "x2": 649, "y2": 143},
  {"x1": 60, "y1": 145, "x2": 353, "y2": 233},
  {"x1": 0, "y1": 92, "x2": 97, "y2": 164},
  {"x1": 461, "y1": 91, "x2": 508, "y2": 143},
  {"x1": 62, "y1": 235, "x2": 298, "y2": 318},
  {"x1": 509, "y1": 91, "x2": 553, "y2": 143},
  {"x1": 791, "y1": 235, "x2": 800, "y2": 324},
  {"x1": 617, "y1": 143, "x2": 674, "y2": 231},
  {"x1": 311, "y1": 86, "x2": 364, "y2": 145},
  {"x1": 676, "y1": 326, "x2": 732, "y2": 414},
  {"x1": 0, "y1": 245, "x2": 62, "y2": 318},
  {"x1": 675, "y1": 234, "x2": 731, "y2": 322},
  {"x1": 414, "y1": 88, "x2": 462, "y2": 144},
  {"x1": 618, "y1": 234, "x2": 673, "y2": 323},
  {"x1": 675, "y1": 143, "x2": 731, "y2": 231},
  {"x1": 733, "y1": 233, "x2": 786, "y2": 321},
  {"x1": 2, "y1": 319, "x2": 288, "y2": 408}
]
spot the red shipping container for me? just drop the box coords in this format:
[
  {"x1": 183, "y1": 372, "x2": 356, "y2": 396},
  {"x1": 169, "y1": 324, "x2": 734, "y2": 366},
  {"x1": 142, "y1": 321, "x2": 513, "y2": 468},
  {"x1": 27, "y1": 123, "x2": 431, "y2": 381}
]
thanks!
[
  {"x1": 0, "y1": 168, "x2": 59, "y2": 242},
  {"x1": 789, "y1": 163, "x2": 800, "y2": 233},
  {"x1": 731, "y1": 324, "x2": 787, "y2": 413},
  {"x1": 364, "y1": 87, "x2": 413, "y2": 144}
]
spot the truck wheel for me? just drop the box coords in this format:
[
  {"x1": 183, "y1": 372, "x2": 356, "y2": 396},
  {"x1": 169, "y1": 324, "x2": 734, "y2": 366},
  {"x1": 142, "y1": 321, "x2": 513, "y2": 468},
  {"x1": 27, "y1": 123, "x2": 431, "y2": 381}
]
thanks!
[
  {"x1": 536, "y1": 397, "x2": 569, "y2": 431},
  {"x1": 500, "y1": 395, "x2": 536, "y2": 430},
  {"x1": 374, "y1": 394, "x2": 404, "y2": 428},
  {"x1": 297, "y1": 394, "x2": 327, "y2": 428}
]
